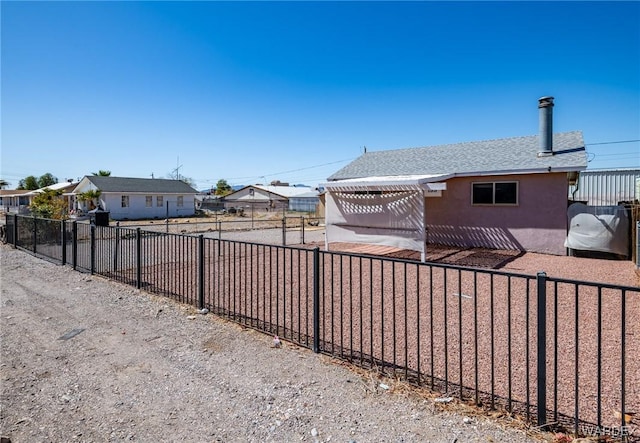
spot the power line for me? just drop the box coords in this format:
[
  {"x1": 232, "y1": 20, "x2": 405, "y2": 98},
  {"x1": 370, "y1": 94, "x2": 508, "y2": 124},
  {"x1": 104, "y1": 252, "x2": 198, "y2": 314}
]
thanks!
[
  {"x1": 227, "y1": 157, "x2": 356, "y2": 181},
  {"x1": 589, "y1": 151, "x2": 639, "y2": 157},
  {"x1": 188, "y1": 157, "x2": 355, "y2": 187},
  {"x1": 585, "y1": 139, "x2": 640, "y2": 146}
]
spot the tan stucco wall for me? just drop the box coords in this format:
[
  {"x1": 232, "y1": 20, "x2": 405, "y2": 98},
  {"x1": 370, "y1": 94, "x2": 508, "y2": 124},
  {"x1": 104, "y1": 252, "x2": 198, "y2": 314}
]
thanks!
[{"x1": 425, "y1": 173, "x2": 569, "y2": 255}]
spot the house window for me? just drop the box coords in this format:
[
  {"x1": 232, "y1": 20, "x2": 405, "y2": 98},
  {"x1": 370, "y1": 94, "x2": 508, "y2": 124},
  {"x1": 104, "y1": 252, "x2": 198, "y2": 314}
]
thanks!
[
  {"x1": 121, "y1": 195, "x2": 129, "y2": 208},
  {"x1": 157, "y1": 196, "x2": 163, "y2": 207},
  {"x1": 145, "y1": 196, "x2": 152, "y2": 207},
  {"x1": 472, "y1": 181, "x2": 518, "y2": 205},
  {"x1": 177, "y1": 196, "x2": 183, "y2": 207}
]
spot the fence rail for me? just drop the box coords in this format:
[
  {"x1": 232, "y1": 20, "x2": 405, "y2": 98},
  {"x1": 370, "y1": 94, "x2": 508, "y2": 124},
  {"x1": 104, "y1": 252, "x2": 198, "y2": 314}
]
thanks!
[{"x1": 4, "y1": 214, "x2": 639, "y2": 440}]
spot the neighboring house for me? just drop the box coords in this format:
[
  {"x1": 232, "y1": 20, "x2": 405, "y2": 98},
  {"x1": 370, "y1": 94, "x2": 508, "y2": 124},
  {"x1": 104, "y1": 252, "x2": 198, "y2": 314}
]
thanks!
[
  {"x1": 72, "y1": 176, "x2": 197, "y2": 220},
  {"x1": 223, "y1": 185, "x2": 319, "y2": 213},
  {"x1": 1, "y1": 182, "x2": 78, "y2": 215},
  {"x1": 569, "y1": 168, "x2": 639, "y2": 205},
  {"x1": 324, "y1": 97, "x2": 588, "y2": 260},
  {"x1": 0, "y1": 189, "x2": 33, "y2": 214}
]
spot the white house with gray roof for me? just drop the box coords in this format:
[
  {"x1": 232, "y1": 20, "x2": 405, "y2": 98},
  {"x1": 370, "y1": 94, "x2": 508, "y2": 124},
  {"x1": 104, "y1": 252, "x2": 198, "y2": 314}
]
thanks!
[
  {"x1": 324, "y1": 97, "x2": 588, "y2": 259},
  {"x1": 72, "y1": 176, "x2": 198, "y2": 220}
]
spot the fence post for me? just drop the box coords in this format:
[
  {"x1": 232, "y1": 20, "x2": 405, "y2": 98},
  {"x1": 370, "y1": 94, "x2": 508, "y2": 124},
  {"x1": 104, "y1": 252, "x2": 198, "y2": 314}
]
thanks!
[
  {"x1": 536, "y1": 271, "x2": 548, "y2": 428},
  {"x1": 312, "y1": 247, "x2": 320, "y2": 353},
  {"x1": 90, "y1": 224, "x2": 96, "y2": 275},
  {"x1": 136, "y1": 228, "x2": 142, "y2": 290},
  {"x1": 198, "y1": 234, "x2": 205, "y2": 309},
  {"x1": 12, "y1": 214, "x2": 18, "y2": 249},
  {"x1": 282, "y1": 217, "x2": 287, "y2": 246},
  {"x1": 61, "y1": 221, "x2": 67, "y2": 265},
  {"x1": 72, "y1": 221, "x2": 77, "y2": 270},
  {"x1": 300, "y1": 216, "x2": 305, "y2": 244},
  {"x1": 32, "y1": 215, "x2": 37, "y2": 254},
  {"x1": 114, "y1": 223, "x2": 119, "y2": 272},
  {"x1": 636, "y1": 221, "x2": 639, "y2": 269}
]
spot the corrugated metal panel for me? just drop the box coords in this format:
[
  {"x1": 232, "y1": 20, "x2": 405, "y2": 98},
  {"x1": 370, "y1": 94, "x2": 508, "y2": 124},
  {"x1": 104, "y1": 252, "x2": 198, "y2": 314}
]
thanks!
[
  {"x1": 289, "y1": 196, "x2": 320, "y2": 212},
  {"x1": 569, "y1": 169, "x2": 640, "y2": 205}
]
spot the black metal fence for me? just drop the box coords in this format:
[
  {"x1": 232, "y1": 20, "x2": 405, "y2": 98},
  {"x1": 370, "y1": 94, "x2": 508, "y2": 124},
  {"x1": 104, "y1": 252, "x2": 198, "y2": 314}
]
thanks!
[{"x1": 4, "y1": 214, "x2": 639, "y2": 441}]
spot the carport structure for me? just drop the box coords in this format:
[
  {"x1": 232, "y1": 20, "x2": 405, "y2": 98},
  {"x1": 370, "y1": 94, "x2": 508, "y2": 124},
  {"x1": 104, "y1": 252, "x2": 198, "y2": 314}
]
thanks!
[{"x1": 323, "y1": 174, "x2": 449, "y2": 262}]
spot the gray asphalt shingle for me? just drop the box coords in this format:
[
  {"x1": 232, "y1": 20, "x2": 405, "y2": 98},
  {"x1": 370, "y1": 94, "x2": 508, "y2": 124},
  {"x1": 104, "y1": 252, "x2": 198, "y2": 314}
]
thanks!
[
  {"x1": 85, "y1": 176, "x2": 197, "y2": 194},
  {"x1": 328, "y1": 131, "x2": 587, "y2": 181}
]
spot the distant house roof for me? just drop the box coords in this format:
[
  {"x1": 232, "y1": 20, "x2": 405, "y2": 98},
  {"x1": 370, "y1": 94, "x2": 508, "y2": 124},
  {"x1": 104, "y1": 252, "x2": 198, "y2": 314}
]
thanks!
[
  {"x1": 0, "y1": 189, "x2": 31, "y2": 197},
  {"x1": 31, "y1": 182, "x2": 78, "y2": 194},
  {"x1": 327, "y1": 131, "x2": 587, "y2": 181},
  {"x1": 0, "y1": 182, "x2": 77, "y2": 197},
  {"x1": 80, "y1": 176, "x2": 197, "y2": 194},
  {"x1": 252, "y1": 185, "x2": 315, "y2": 198},
  {"x1": 289, "y1": 191, "x2": 321, "y2": 199}
]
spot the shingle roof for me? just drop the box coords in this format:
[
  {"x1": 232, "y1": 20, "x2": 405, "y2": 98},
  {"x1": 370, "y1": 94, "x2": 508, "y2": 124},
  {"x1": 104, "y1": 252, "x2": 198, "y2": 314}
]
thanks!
[
  {"x1": 327, "y1": 131, "x2": 587, "y2": 181},
  {"x1": 84, "y1": 176, "x2": 197, "y2": 194}
]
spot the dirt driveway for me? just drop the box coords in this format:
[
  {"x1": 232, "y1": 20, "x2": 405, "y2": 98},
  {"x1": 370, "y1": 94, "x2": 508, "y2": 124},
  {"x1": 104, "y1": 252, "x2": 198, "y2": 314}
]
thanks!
[{"x1": 0, "y1": 245, "x2": 550, "y2": 443}]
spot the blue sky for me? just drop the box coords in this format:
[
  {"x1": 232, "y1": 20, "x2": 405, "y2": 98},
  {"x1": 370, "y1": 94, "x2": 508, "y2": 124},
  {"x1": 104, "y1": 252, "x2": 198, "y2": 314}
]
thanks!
[{"x1": 2, "y1": 1, "x2": 639, "y2": 191}]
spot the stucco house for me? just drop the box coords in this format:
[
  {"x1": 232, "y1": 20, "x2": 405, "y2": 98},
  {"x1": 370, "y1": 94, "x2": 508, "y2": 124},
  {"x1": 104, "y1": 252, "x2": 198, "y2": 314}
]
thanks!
[
  {"x1": 72, "y1": 176, "x2": 198, "y2": 220},
  {"x1": 323, "y1": 97, "x2": 588, "y2": 260},
  {"x1": 223, "y1": 185, "x2": 319, "y2": 213}
]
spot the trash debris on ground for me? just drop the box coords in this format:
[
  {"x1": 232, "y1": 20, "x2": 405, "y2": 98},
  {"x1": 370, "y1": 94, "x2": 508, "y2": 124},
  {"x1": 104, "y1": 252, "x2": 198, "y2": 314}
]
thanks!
[
  {"x1": 434, "y1": 396, "x2": 453, "y2": 403},
  {"x1": 58, "y1": 328, "x2": 85, "y2": 341}
]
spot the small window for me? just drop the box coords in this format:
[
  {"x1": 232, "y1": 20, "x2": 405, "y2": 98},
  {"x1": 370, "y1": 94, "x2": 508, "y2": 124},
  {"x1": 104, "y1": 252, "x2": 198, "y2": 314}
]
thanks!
[
  {"x1": 145, "y1": 196, "x2": 152, "y2": 207},
  {"x1": 472, "y1": 183, "x2": 494, "y2": 204},
  {"x1": 472, "y1": 182, "x2": 518, "y2": 205},
  {"x1": 121, "y1": 195, "x2": 129, "y2": 208},
  {"x1": 177, "y1": 196, "x2": 183, "y2": 207},
  {"x1": 157, "y1": 196, "x2": 163, "y2": 207}
]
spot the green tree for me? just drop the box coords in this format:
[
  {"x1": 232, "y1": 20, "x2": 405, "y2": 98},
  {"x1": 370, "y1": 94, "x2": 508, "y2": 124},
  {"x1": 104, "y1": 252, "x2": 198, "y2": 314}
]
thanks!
[
  {"x1": 91, "y1": 170, "x2": 111, "y2": 176},
  {"x1": 215, "y1": 179, "x2": 232, "y2": 196},
  {"x1": 0, "y1": 179, "x2": 10, "y2": 189},
  {"x1": 37, "y1": 173, "x2": 58, "y2": 188},
  {"x1": 18, "y1": 175, "x2": 39, "y2": 190},
  {"x1": 77, "y1": 189, "x2": 102, "y2": 210},
  {"x1": 30, "y1": 188, "x2": 67, "y2": 219}
]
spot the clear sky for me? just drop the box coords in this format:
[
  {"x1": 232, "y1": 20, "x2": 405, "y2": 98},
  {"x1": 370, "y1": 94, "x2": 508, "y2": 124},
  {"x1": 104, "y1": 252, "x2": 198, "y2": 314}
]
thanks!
[{"x1": 2, "y1": 1, "x2": 639, "y2": 191}]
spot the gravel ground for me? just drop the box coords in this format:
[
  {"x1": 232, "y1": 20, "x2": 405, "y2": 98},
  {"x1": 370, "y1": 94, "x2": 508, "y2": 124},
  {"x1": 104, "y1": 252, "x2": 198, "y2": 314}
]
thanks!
[
  {"x1": 197, "y1": 229, "x2": 639, "y2": 433},
  {"x1": 0, "y1": 245, "x2": 549, "y2": 443}
]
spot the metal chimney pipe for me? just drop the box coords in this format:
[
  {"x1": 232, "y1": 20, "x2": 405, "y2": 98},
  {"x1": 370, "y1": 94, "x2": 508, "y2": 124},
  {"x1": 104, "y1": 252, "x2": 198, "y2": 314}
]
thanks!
[{"x1": 538, "y1": 96, "x2": 554, "y2": 156}]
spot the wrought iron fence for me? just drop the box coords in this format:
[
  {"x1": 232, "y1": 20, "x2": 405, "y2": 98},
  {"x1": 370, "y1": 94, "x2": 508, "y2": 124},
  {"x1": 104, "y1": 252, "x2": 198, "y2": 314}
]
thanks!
[{"x1": 4, "y1": 213, "x2": 639, "y2": 440}]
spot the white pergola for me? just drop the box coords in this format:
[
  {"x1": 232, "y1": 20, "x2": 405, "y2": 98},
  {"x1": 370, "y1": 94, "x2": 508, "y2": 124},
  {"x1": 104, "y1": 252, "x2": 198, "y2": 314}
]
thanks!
[{"x1": 322, "y1": 174, "x2": 450, "y2": 262}]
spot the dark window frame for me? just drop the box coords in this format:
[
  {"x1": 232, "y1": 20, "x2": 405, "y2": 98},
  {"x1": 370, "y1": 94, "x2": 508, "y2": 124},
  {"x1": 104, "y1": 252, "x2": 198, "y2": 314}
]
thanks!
[{"x1": 472, "y1": 181, "x2": 518, "y2": 206}]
